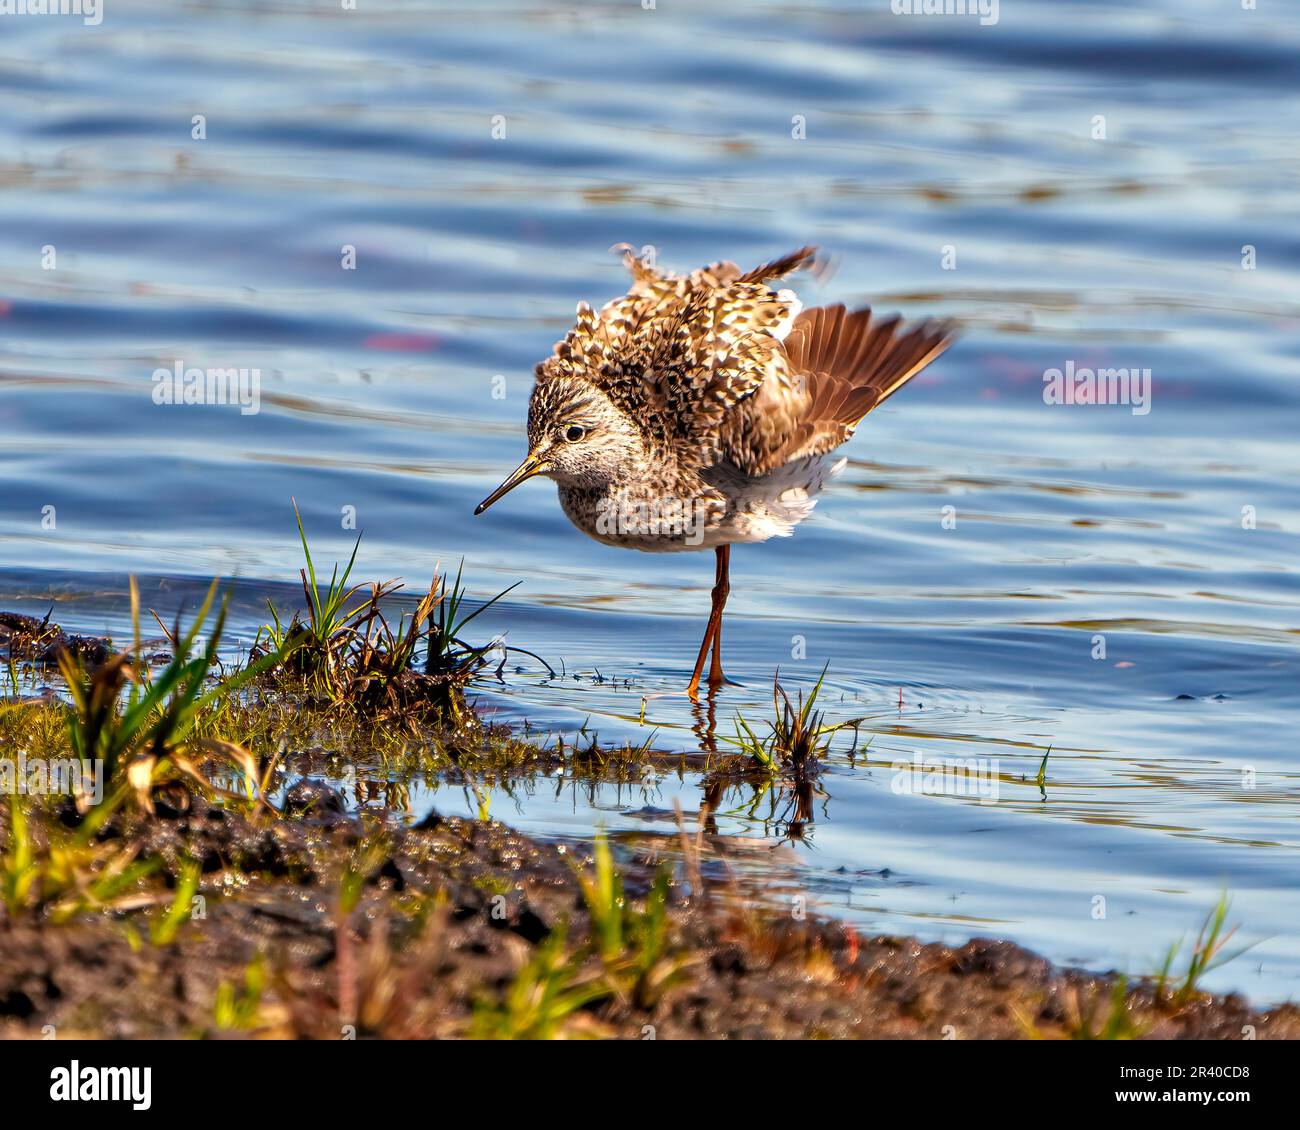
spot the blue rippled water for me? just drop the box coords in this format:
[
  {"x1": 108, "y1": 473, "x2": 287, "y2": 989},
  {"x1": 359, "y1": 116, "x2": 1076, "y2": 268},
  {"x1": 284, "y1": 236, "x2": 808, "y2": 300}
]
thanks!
[{"x1": 2, "y1": 1, "x2": 1298, "y2": 1000}]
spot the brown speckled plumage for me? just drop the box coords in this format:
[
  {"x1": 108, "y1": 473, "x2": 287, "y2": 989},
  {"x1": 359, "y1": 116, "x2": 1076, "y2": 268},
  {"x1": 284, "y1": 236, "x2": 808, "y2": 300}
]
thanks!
[
  {"x1": 522, "y1": 245, "x2": 954, "y2": 548},
  {"x1": 478, "y1": 245, "x2": 956, "y2": 692},
  {"x1": 535, "y1": 247, "x2": 813, "y2": 475}
]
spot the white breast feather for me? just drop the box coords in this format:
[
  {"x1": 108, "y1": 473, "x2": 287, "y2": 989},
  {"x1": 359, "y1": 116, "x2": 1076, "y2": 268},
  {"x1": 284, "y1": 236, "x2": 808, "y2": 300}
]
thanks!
[{"x1": 700, "y1": 455, "x2": 847, "y2": 548}]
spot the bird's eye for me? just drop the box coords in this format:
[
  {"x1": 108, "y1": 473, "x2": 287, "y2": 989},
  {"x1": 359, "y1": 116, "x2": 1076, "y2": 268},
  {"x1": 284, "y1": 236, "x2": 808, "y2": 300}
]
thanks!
[{"x1": 563, "y1": 425, "x2": 586, "y2": 442}]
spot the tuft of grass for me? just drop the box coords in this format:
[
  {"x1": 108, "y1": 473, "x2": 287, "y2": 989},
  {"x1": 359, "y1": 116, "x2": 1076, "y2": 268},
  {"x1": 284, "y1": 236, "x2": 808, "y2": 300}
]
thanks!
[
  {"x1": 213, "y1": 955, "x2": 266, "y2": 1032},
  {"x1": 727, "y1": 667, "x2": 857, "y2": 779},
  {"x1": 470, "y1": 924, "x2": 608, "y2": 1040},
  {"x1": 1075, "y1": 977, "x2": 1145, "y2": 1040},
  {"x1": 0, "y1": 799, "x2": 36, "y2": 915},
  {"x1": 253, "y1": 507, "x2": 528, "y2": 726},
  {"x1": 0, "y1": 700, "x2": 68, "y2": 759},
  {"x1": 469, "y1": 832, "x2": 696, "y2": 1037},
  {"x1": 295, "y1": 497, "x2": 366, "y2": 648},
  {"x1": 572, "y1": 832, "x2": 693, "y2": 1009},
  {"x1": 59, "y1": 577, "x2": 287, "y2": 814},
  {"x1": 1, "y1": 798, "x2": 162, "y2": 923},
  {"x1": 426, "y1": 558, "x2": 522, "y2": 673},
  {"x1": 1013, "y1": 976, "x2": 1146, "y2": 1040},
  {"x1": 1154, "y1": 893, "x2": 1254, "y2": 1009},
  {"x1": 149, "y1": 858, "x2": 202, "y2": 946}
]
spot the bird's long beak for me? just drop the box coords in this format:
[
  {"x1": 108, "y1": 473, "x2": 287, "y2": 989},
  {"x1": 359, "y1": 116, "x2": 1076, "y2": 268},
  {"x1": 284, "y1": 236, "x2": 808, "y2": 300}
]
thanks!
[{"x1": 474, "y1": 452, "x2": 550, "y2": 515}]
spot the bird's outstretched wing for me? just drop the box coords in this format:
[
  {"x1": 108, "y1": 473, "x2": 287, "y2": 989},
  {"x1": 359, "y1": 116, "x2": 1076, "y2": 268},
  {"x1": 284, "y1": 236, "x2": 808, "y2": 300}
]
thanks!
[
  {"x1": 718, "y1": 304, "x2": 955, "y2": 477},
  {"x1": 536, "y1": 247, "x2": 818, "y2": 469}
]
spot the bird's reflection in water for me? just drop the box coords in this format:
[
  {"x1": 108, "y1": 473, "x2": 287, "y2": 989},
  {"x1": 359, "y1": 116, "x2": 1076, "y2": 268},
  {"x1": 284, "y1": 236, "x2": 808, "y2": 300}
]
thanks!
[
  {"x1": 691, "y1": 685, "x2": 829, "y2": 847},
  {"x1": 355, "y1": 777, "x2": 411, "y2": 814},
  {"x1": 689, "y1": 689, "x2": 721, "y2": 756}
]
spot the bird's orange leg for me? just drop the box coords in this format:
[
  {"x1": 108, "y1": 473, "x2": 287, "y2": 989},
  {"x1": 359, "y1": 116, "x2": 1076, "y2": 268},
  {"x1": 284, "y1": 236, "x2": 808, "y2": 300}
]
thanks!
[
  {"x1": 708, "y1": 545, "x2": 730, "y2": 688},
  {"x1": 687, "y1": 546, "x2": 730, "y2": 698}
]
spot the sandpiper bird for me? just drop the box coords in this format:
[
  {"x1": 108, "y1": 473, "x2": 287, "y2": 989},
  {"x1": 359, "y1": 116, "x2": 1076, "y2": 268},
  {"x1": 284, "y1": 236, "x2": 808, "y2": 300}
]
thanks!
[{"x1": 475, "y1": 246, "x2": 954, "y2": 697}]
